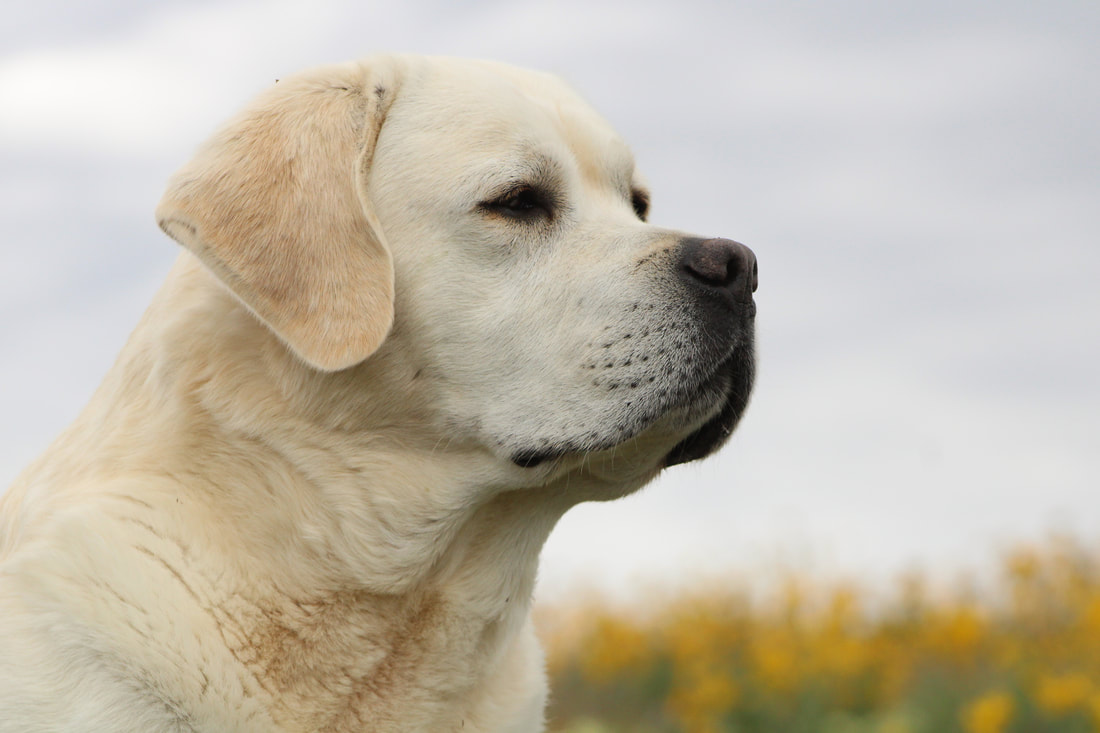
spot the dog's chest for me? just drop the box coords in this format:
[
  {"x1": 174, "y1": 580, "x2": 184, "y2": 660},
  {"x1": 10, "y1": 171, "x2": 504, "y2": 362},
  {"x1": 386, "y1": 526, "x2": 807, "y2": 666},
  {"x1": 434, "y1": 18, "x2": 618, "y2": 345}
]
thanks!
[{"x1": 212, "y1": 588, "x2": 497, "y2": 731}]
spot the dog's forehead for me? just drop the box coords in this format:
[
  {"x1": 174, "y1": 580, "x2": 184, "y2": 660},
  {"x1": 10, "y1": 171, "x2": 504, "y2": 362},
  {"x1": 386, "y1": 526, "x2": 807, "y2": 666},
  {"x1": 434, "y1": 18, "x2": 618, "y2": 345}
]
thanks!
[{"x1": 399, "y1": 58, "x2": 638, "y2": 185}]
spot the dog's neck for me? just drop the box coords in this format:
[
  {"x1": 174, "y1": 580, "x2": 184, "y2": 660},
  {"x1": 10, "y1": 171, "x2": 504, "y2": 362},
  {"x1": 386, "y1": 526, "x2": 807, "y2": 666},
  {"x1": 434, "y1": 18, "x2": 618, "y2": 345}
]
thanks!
[{"x1": 71, "y1": 255, "x2": 574, "y2": 614}]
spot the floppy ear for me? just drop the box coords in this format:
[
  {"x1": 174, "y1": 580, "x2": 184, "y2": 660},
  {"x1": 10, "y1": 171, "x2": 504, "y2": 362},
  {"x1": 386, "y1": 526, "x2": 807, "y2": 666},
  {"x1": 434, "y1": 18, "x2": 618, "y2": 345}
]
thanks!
[{"x1": 156, "y1": 60, "x2": 401, "y2": 371}]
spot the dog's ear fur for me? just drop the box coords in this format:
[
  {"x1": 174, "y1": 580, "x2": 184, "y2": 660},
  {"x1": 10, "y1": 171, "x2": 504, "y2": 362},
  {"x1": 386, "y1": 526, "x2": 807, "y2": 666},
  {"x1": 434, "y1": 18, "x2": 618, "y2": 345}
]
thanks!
[{"x1": 156, "y1": 60, "x2": 401, "y2": 371}]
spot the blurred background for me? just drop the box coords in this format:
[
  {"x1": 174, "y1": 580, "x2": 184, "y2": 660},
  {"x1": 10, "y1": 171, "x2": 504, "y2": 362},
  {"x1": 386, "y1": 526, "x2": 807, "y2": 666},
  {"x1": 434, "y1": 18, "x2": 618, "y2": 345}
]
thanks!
[{"x1": 2, "y1": 2, "x2": 1097, "y2": 731}]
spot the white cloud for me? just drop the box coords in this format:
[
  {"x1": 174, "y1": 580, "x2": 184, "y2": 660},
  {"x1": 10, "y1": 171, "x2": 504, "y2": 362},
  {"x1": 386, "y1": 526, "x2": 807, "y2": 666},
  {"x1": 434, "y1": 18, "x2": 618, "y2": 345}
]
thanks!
[
  {"x1": 0, "y1": 0, "x2": 364, "y2": 154},
  {"x1": 0, "y1": 41, "x2": 200, "y2": 154}
]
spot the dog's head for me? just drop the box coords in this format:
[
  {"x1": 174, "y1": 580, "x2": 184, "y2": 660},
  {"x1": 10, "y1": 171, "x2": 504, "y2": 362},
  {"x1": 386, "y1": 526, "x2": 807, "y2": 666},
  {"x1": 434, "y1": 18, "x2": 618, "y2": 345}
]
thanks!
[{"x1": 157, "y1": 55, "x2": 756, "y2": 489}]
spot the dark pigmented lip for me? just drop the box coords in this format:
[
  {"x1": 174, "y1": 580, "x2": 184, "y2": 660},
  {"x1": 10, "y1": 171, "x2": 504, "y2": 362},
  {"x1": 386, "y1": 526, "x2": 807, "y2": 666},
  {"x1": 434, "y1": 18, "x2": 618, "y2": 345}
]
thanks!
[
  {"x1": 663, "y1": 388, "x2": 740, "y2": 467},
  {"x1": 510, "y1": 449, "x2": 557, "y2": 469},
  {"x1": 664, "y1": 342, "x2": 755, "y2": 467}
]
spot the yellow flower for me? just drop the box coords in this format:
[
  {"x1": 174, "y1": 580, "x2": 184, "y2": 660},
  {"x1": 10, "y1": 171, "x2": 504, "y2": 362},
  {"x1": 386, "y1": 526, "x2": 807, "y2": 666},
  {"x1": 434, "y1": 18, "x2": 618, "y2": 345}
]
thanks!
[
  {"x1": 750, "y1": 632, "x2": 801, "y2": 693},
  {"x1": 577, "y1": 616, "x2": 652, "y2": 683},
  {"x1": 961, "y1": 691, "x2": 1014, "y2": 733},
  {"x1": 666, "y1": 664, "x2": 738, "y2": 733},
  {"x1": 1035, "y1": 671, "x2": 1093, "y2": 715},
  {"x1": 929, "y1": 606, "x2": 986, "y2": 661},
  {"x1": 1083, "y1": 596, "x2": 1100, "y2": 636}
]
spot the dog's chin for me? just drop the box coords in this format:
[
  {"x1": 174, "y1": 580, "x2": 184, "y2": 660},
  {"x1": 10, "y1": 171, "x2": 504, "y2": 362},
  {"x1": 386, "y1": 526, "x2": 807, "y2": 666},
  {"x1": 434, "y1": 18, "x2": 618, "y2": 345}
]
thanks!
[{"x1": 663, "y1": 344, "x2": 755, "y2": 467}]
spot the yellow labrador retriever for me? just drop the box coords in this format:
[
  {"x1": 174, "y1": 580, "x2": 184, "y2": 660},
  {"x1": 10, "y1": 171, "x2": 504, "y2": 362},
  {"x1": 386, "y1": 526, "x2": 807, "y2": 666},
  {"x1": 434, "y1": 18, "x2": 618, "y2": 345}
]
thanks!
[{"x1": 0, "y1": 55, "x2": 756, "y2": 732}]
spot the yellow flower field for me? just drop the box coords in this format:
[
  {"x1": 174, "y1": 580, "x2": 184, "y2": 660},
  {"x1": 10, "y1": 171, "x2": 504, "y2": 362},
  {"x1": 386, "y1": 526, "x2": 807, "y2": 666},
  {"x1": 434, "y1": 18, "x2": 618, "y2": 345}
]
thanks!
[{"x1": 538, "y1": 536, "x2": 1100, "y2": 733}]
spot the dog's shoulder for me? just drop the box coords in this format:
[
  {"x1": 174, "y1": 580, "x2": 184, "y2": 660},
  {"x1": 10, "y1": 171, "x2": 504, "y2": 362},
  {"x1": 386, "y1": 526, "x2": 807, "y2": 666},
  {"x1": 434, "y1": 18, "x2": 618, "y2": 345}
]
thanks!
[{"x1": 0, "y1": 480, "x2": 280, "y2": 732}]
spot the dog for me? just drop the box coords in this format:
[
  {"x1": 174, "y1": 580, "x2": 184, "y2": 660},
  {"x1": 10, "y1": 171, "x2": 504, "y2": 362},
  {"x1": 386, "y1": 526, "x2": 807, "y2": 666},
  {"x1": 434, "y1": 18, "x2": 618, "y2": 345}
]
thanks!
[{"x1": 0, "y1": 54, "x2": 756, "y2": 732}]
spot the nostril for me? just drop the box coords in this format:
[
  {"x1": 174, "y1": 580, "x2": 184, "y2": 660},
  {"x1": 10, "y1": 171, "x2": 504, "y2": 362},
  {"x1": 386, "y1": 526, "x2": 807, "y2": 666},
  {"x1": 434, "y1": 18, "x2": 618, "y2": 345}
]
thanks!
[
  {"x1": 751, "y1": 259, "x2": 759, "y2": 293},
  {"x1": 682, "y1": 245, "x2": 734, "y2": 287}
]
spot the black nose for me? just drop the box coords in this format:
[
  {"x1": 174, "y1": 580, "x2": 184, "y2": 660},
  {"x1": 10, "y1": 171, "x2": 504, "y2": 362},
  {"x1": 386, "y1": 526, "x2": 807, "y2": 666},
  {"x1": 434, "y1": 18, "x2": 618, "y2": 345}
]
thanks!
[{"x1": 678, "y1": 237, "x2": 758, "y2": 302}]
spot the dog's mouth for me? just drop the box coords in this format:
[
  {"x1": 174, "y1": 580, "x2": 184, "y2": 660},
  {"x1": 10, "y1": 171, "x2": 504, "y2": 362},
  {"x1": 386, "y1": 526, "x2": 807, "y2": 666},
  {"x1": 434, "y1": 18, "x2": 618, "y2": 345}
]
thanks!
[{"x1": 510, "y1": 336, "x2": 755, "y2": 470}]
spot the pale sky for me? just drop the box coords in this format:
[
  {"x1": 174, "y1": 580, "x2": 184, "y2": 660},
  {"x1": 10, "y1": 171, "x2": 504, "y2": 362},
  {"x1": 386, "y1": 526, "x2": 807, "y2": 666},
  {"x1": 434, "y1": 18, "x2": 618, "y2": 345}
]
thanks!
[{"x1": 2, "y1": 0, "x2": 1097, "y2": 600}]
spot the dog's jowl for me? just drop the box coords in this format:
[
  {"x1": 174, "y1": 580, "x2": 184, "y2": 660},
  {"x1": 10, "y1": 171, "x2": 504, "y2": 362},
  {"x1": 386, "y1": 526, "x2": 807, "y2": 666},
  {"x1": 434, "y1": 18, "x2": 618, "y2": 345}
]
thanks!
[{"x1": 0, "y1": 55, "x2": 756, "y2": 733}]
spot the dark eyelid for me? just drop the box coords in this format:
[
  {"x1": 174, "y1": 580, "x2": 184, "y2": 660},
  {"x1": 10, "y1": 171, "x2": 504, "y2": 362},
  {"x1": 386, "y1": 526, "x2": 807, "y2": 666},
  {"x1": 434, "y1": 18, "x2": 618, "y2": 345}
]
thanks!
[
  {"x1": 480, "y1": 183, "x2": 554, "y2": 219},
  {"x1": 486, "y1": 183, "x2": 540, "y2": 205}
]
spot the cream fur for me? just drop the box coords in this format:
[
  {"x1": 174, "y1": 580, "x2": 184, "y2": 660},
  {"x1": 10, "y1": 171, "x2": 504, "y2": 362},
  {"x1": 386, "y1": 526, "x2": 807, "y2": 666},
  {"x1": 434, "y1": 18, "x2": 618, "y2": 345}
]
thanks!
[{"x1": 0, "y1": 54, "x2": 754, "y2": 732}]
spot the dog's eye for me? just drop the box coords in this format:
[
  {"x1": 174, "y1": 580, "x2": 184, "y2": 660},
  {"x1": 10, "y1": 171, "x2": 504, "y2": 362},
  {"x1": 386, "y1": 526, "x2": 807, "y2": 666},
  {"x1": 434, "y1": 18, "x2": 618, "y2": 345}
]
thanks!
[
  {"x1": 631, "y1": 189, "x2": 650, "y2": 221},
  {"x1": 483, "y1": 186, "x2": 549, "y2": 219}
]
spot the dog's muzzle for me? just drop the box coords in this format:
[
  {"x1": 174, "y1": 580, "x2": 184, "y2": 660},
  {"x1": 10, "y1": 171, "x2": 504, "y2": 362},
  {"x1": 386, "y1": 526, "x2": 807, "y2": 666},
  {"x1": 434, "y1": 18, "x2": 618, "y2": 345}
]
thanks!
[{"x1": 511, "y1": 237, "x2": 758, "y2": 470}]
